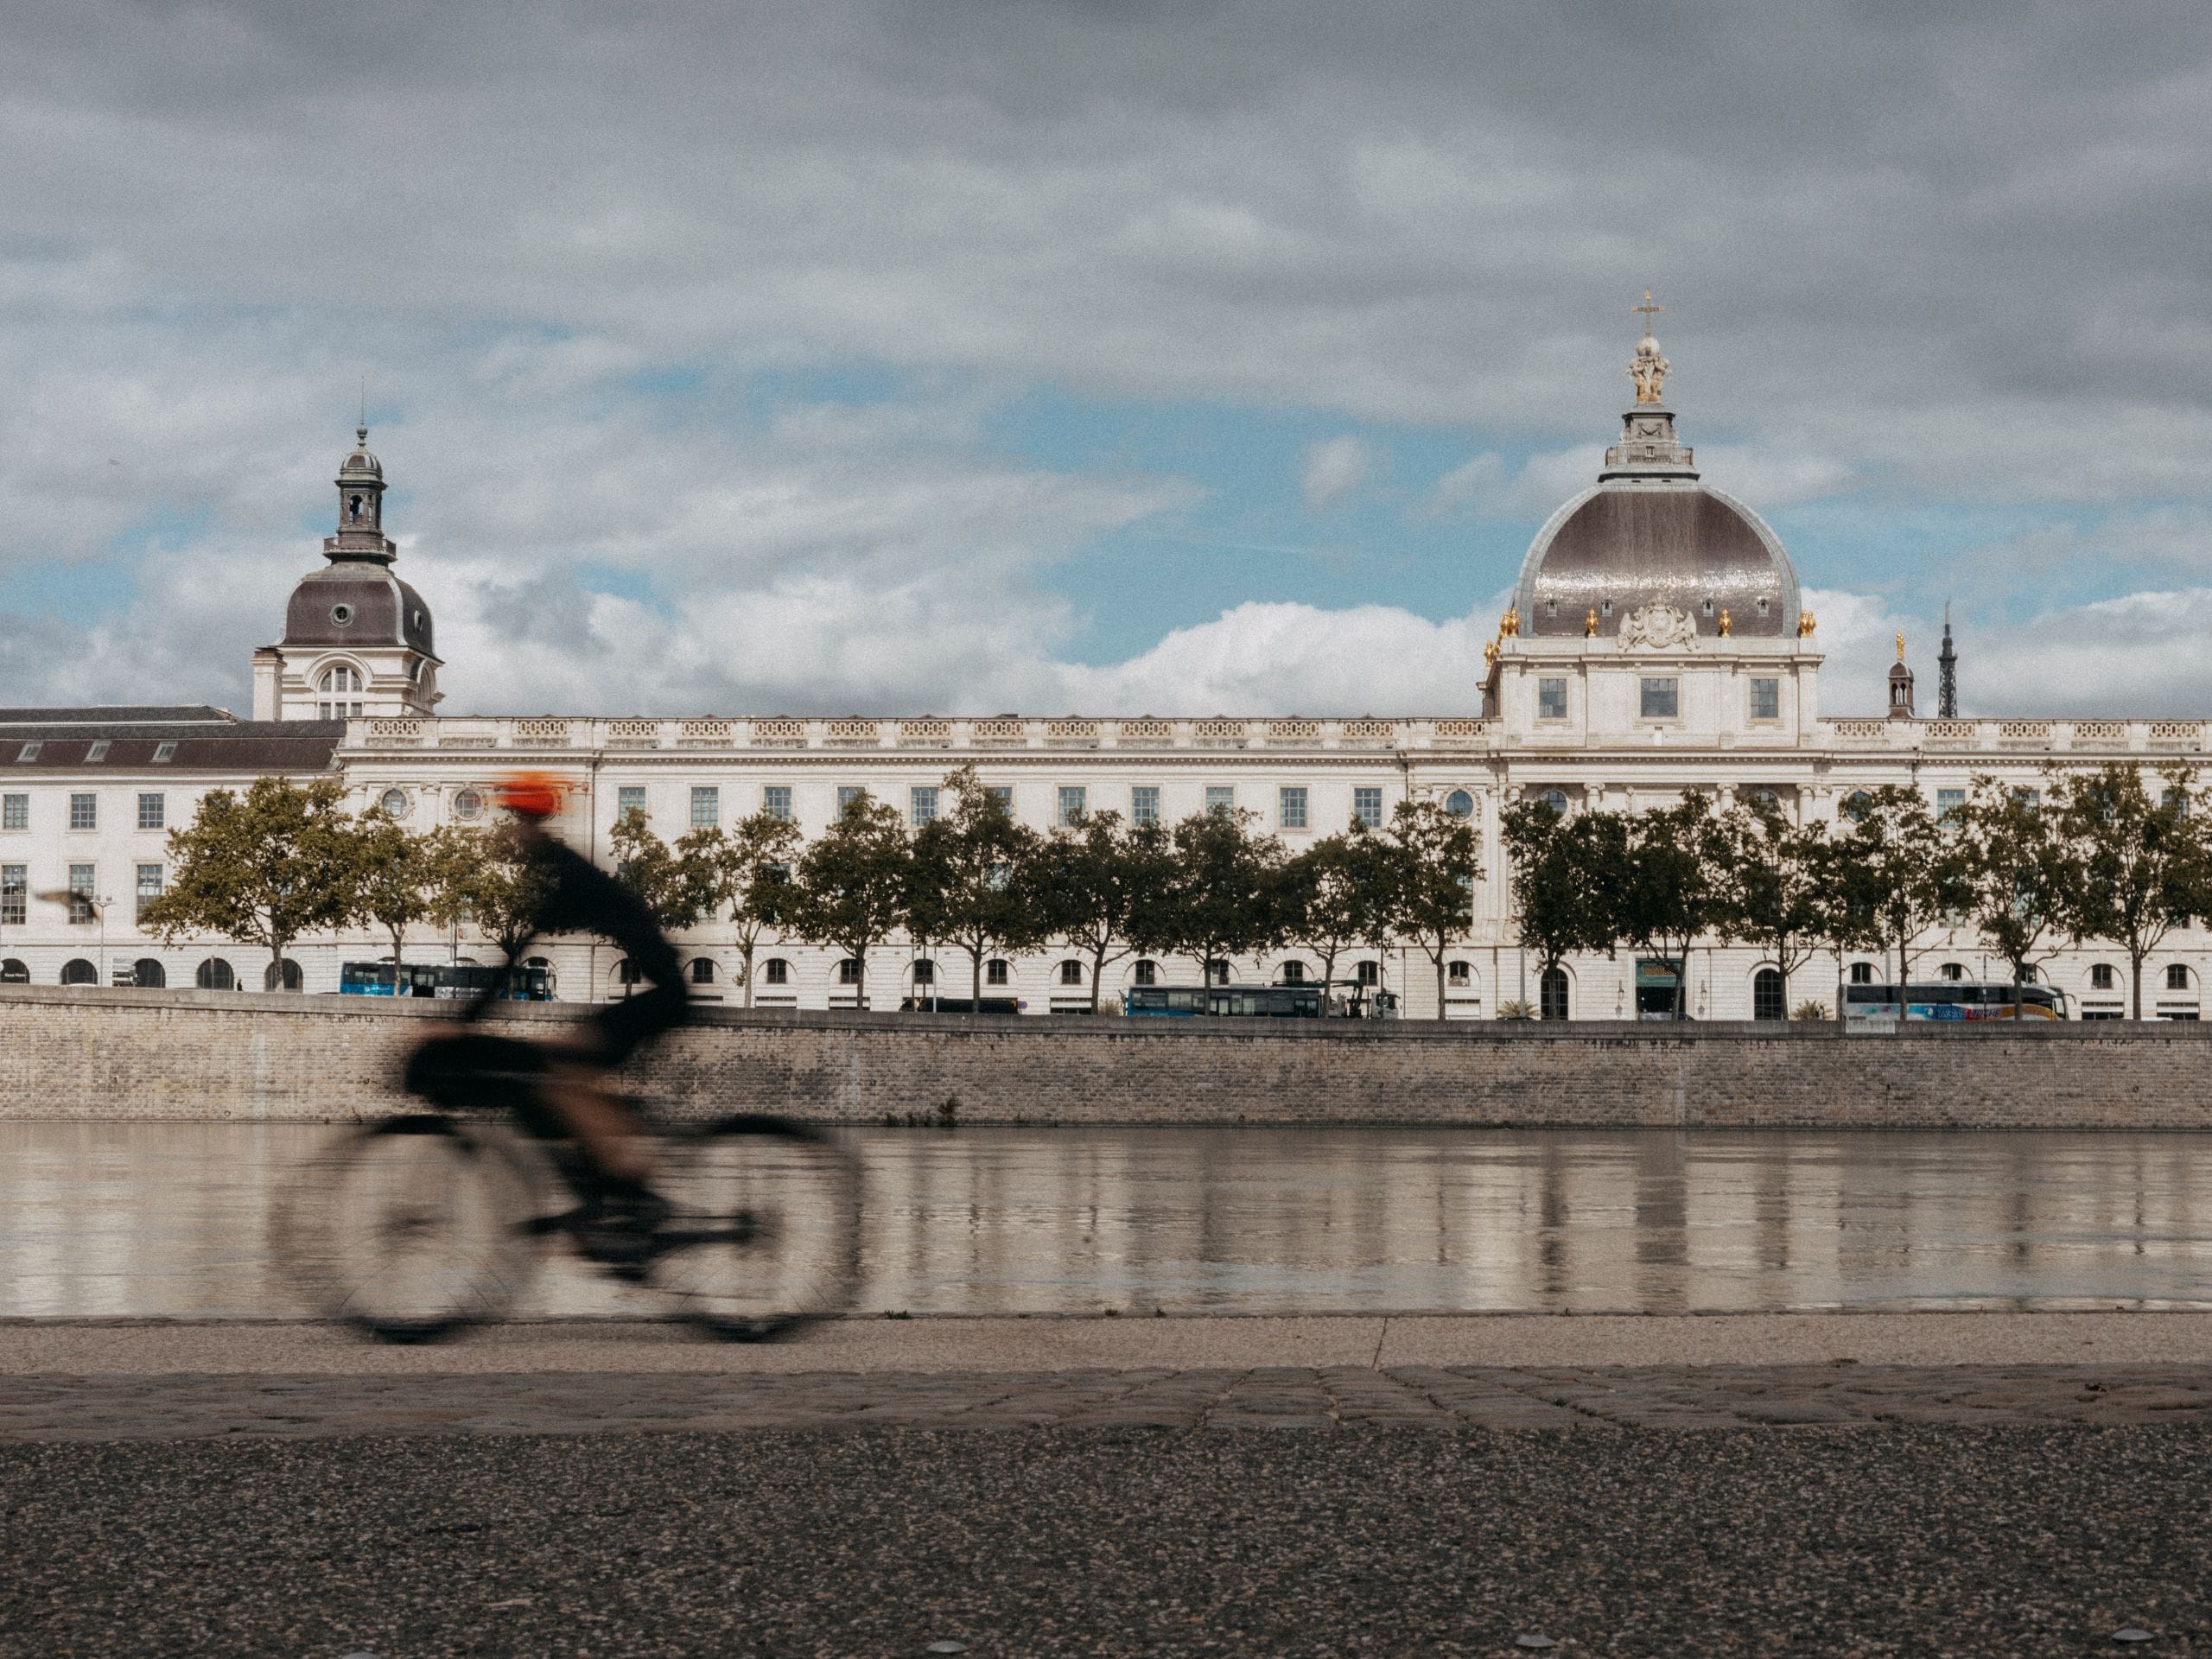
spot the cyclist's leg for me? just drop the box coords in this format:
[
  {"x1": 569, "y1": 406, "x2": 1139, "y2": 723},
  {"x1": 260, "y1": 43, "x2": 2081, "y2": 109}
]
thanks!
[{"x1": 539, "y1": 1050, "x2": 655, "y2": 1187}]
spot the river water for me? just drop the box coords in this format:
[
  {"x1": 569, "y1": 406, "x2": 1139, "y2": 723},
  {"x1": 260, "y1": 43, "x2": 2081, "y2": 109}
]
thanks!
[{"x1": 5, "y1": 1122, "x2": 2212, "y2": 1319}]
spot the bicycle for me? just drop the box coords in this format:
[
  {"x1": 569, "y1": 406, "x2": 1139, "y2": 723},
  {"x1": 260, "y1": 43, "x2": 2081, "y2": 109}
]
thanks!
[{"x1": 275, "y1": 1042, "x2": 861, "y2": 1344}]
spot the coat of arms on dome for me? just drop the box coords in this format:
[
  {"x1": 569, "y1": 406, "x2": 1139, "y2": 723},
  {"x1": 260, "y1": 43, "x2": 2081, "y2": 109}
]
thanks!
[{"x1": 1617, "y1": 602, "x2": 1698, "y2": 651}]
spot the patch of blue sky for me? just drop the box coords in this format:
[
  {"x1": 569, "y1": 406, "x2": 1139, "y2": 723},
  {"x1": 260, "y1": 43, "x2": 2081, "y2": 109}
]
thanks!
[
  {"x1": 575, "y1": 561, "x2": 671, "y2": 614},
  {"x1": 1768, "y1": 496, "x2": 2119, "y2": 623}
]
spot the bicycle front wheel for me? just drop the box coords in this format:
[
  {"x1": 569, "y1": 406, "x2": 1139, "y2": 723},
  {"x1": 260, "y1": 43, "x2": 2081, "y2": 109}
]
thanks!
[
  {"x1": 651, "y1": 1115, "x2": 861, "y2": 1341},
  {"x1": 277, "y1": 1115, "x2": 543, "y2": 1343}
]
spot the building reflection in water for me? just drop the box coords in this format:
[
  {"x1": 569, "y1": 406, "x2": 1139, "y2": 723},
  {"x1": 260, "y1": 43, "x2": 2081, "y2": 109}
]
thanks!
[{"x1": 3, "y1": 1123, "x2": 2210, "y2": 1319}]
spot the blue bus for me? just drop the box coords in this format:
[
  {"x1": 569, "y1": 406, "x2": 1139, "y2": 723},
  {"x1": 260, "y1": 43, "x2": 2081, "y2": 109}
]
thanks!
[
  {"x1": 340, "y1": 962, "x2": 554, "y2": 1001},
  {"x1": 1124, "y1": 985, "x2": 1325, "y2": 1019}
]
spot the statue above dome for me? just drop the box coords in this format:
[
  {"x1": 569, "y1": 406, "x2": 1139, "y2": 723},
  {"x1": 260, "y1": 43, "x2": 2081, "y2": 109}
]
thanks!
[{"x1": 1629, "y1": 291, "x2": 1669, "y2": 405}]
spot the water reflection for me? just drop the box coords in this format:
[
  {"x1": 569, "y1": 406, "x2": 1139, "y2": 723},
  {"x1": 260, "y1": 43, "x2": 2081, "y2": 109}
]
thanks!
[{"x1": 4, "y1": 1122, "x2": 2211, "y2": 1319}]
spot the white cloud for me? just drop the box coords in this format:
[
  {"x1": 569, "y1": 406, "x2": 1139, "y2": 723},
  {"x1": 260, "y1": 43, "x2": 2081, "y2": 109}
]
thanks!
[{"x1": 1299, "y1": 435, "x2": 1374, "y2": 510}]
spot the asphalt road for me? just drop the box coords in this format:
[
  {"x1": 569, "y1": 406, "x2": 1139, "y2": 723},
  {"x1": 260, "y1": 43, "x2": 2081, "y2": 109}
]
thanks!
[{"x1": 6, "y1": 1423, "x2": 2208, "y2": 1657}]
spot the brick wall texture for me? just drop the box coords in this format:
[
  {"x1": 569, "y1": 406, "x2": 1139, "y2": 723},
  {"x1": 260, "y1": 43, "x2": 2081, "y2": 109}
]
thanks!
[{"x1": 3, "y1": 985, "x2": 2210, "y2": 1128}]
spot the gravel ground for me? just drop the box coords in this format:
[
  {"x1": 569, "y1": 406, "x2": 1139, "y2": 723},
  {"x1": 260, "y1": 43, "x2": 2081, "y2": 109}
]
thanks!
[{"x1": 3, "y1": 1424, "x2": 2208, "y2": 1657}]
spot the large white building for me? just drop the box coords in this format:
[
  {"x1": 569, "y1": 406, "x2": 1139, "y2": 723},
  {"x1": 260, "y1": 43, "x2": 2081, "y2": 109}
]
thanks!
[{"x1": 3, "y1": 329, "x2": 2203, "y2": 1020}]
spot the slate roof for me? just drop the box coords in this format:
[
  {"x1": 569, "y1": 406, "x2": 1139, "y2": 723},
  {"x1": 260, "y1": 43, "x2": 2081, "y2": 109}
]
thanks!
[{"x1": 0, "y1": 709, "x2": 343, "y2": 773}]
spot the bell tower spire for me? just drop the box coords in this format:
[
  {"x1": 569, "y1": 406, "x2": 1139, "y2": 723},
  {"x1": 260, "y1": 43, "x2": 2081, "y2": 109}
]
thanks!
[{"x1": 326, "y1": 424, "x2": 396, "y2": 564}]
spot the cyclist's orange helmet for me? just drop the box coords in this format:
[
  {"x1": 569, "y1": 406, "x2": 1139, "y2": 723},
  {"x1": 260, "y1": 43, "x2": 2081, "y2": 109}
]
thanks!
[{"x1": 494, "y1": 771, "x2": 565, "y2": 820}]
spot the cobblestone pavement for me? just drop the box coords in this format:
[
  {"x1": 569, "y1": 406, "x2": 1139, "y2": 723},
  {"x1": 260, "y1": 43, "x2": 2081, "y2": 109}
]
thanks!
[{"x1": 5, "y1": 1361, "x2": 2210, "y2": 1440}]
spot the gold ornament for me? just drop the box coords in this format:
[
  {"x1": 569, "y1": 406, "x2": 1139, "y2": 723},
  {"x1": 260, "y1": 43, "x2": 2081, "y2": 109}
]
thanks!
[
  {"x1": 1499, "y1": 607, "x2": 1521, "y2": 639},
  {"x1": 1717, "y1": 607, "x2": 1732, "y2": 638},
  {"x1": 1584, "y1": 607, "x2": 1599, "y2": 637},
  {"x1": 1796, "y1": 609, "x2": 1817, "y2": 638}
]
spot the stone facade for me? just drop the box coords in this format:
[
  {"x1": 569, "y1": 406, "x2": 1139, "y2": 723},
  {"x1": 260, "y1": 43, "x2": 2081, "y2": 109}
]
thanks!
[{"x1": 4, "y1": 987, "x2": 2209, "y2": 1129}]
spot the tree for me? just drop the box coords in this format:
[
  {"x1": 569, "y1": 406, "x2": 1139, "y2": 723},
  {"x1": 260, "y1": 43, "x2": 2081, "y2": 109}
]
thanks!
[
  {"x1": 789, "y1": 790, "x2": 912, "y2": 1010},
  {"x1": 676, "y1": 810, "x2": 801, "y2": 1009},
  {"x1": 1708, "y1": 798, "x2": 1832, "y2": 1017},
  {"x1": 1382, "y1": 798, "x2": 1484, "y2": 1018},
  {"x1": 1144, "y1": 807, "x2": 1286, "y2": 990},
  {"x1": 1600, "y1": 797, "x2": 1719, "y2": 1020},
  {"x1": 607, "y1": 807, "x2": 696, "y2": 930},
  {"x1": 1955, "y1": 778, "x2": 2081, "y2": 1002},
  {"x1": 1035, "y1": 809, "x2": 1172, "y2": 1012},
  {"x1": 906, "y1": 767, "x2": 1046, "y2": 1008},
  {"x1": 1831, "y1": 784, "x2": 1971, "y2": 1027},
  {"x1": 2056, "y1": 763, "x2": 2207, "y2": 1020},
  {"x1": 434, "y1": 819, "x2": 557, "y2": 961},
  {"x1": 348, "y1": 807, "x2": 444, "y2": 969},
  {"x1": 140, "y1": 776, "x2": 359, "y2": 973},
  {"x1": 1281, "y1": 828, "x2": 1392, "y2": 998},
  {"x1": 1500, "y1": 798, "x2": 1611, "y2": 1019}
]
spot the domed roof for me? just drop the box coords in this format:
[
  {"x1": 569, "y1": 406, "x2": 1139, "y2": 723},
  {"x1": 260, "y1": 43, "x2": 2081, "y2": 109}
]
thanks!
[
  {"x1": 337, "y1": 425, "x2": 383, "y2": 481},
  {"x1": 283, "y1": 566, "x2": 435, "y2": 656},
  {"x1": 1512, "y1": 479, "x2": 1799, "y2": 639}
]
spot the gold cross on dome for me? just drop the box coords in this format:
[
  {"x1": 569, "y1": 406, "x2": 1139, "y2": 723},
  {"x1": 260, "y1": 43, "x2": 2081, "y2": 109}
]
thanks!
[{"x1": 1632, "y1": 291, "x2": 1664, "y2": 330}]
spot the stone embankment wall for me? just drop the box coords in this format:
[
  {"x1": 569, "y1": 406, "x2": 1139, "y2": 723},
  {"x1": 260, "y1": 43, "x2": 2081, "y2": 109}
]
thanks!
[{"x1": 2, "y1": 985, "x2": 2209, "y2": 1129}]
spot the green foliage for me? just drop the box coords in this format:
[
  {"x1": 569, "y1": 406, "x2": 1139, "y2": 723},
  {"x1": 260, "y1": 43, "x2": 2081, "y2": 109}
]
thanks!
[
  {"x1": 788, "y1": 789, "x2": 912, "y2": 1007},
  {"x1": 1831, "y1": 784, "x2": 1972, "y2": 1003},
  {"x1": 2055, "y1": 763, "x2": 2208, "y2": 1018},
  {"x1": 1499, "y1": 798, "x2": 1612, "y2": 1004},
  {"x1": 1790, "y1": 999, "x2": 1830, "y2": 1021},
  {"x1": 1280, "y1": 827, "x2": 1395, "y2": 994},
  {"x1": 139, "y1": 776, "x2": 359, "y2": 966},
  {"x1": 607, "y1": 807, "x2": 696, "y2": 931},
  {"x1": 1382, "y1": 798, "x2": 1484, "y2": 1017},
  {"x1": 1955, "y1": 777, "x2": 2080, "y2": 996},
  {"x1": 434, "y1": 819, "x2": 558, "y2": 959},
  {"x1": 1034, "y1": 807, "x2": 1172, "y2": 1011},
  {"x1": 675, "y1": 810, "x2": 801, "y2": 1008},
  {"x1": 1708, "y1": 798, "x2": 1832, "y2": 1014},
  {"x1": 1597, "y1": 797, "x2": 1719, "y2": 1020},
  {"x1": 908, "y1": 766, "x2": 1046, "y2": 1007},
  {"x1": 1145, "y1": 806, "x2": 1286, "y2": 988},
  {"x1": 348, "y1": 807, "x2": 445, "y2": 968}
]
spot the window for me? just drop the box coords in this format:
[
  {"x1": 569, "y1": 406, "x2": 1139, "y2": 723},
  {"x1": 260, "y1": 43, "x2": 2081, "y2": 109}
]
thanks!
[
  {"x1": 2091, "y1": 963, "x2": 2116, "y2": 990},
  {"x1": 2, "y1": 794, "x2": 23, "y2": 830},
  {"x1": 615, "y1": 785, "x2": 646, "y2": 823},
  {"x1": 1353, "y1": 787, "x2": 1383, "y2": 829},
  {"x1": 1936, "y1": 789, "x2": 1966, "y2": 823},
  {"x1": 1278, "y1": 786, "x2": 1308, "y2": 830},
  {"x1": 2020, "y1": 965, "x2": 2039, "y2": 984},
  {"x1": 317, "y1": 665, "x2": 365, "y2": 720},
  {"x1": 1130, "y1": 786, "x2": 1160, "y2": 827},
  {"x1": 1444, "y1": 789, "x2": 1474, "y2": 819},
  {"x1": 836, "y1": 959, "x2": 862, "y2": 984},
  {"x1": 689, "y1": 958, "x2": 718, "y2": 985},
  {"x1": 763, "y1": 785, "x2": 793, "y2": 822},
  {"x1": 135, "y1": 863, "x2": 162, "y2": 922},
  {"x1": 137, "y1": 793, "x2": 164, "y2": 831},
  {"x1": 836, "y1": 786, "x2": 863, "y2": 814},
  {"x1": 1844, "y1": 791, "x2": 1872, "y2": 823},
  {"x1": 452, "y1": 788, "x2": 483, "y2": 821},
  {"x1": 690, "y1": 786, "x2": 720, "y2": 829},
  {"x1": 264, "y1": 959, "x2": 303, "y2": 992},
  {"x1": 911, "y1": 959, "x2": 935, "y2": 986},
  {"x1": 195, "y1": 958, "x2": 235, "y2": 992},
  {"x1": 1932, "y1": 962, "x2": 1963, "y2": 981},
  {"x1": 1205, "y1": 785, "x2": 1235, "y2": 817},
  {"x1": 2012, "y1": 786, "x2": 2042, "y2": 809},
  {"x1": 380, "y1": 788, "x2": 410, "y2": 820},
  {"x1": 69, "y1": 793, "x2": 96, "y2": 830},
  {"x1": 67, "y1": 863, "x2": 95, "y2": 924},
  {"x1": 85, "y1": 741, "x2": 109, "y2": 763},
  {"x1": 60, "y1": 959, "x2": 99, "y2": 987},
  {"x1": 1537, "y1": 677, "x2": 1567, "y2": 721},
  {"x1": 131, "y1": 959, "x2": 165, "y2": 989},
  {"x1": 1849, "y1": 962, "x2": 1875, "y2": 984},
  {"x1": 1355, "y1": 960, "x2": 1380, "y2": 986},
  {"x1": 1540, "y1": 789, "x2": 1569, "y2": 817},
  {"x1": 2164, "y1": 789, "x2": 2190, "y2": 817},
  {"x1": 986, "y1": 959, "x2": 1010, "y2": 986},
  {"x1": 1639, "y1": 677, "x2": 1679, "y2": 720},
  {"x1": 1280, "y1": 960, "x2": 1308, "y2": 984},
  {"x1": 1540, "y1": 966, "x2": 1570, "y2": 1021},
  {"x1": 1448, "y1": 960, "x2": 1471, "y2": 987},
  {"x1": 1134, "y1": 959, "x2": 1158, "y2": 987},
  {"x1": 152, "y1": 743, "x2": 175, "y2": 764},
  {"x1": 1206, "y1": 958, "x2": 1230, "y2": 984},
  {"x1": 910, "y1": 785, "x2": 938, "y2": 827},
  {"x1": 988, "y1": 785, "x2": 1014, "y2": 813},
  {"x1": 1749, "y1": 679, "x2": 1780, "y2": 721},
  {"x1": 2167, "y1": 964, "x2": 2192, "y2": 992},
  {"x1": 1753, "y1": 967, "x2": 1784, "y2": 1020},
  {"x1": 1058, "y1": 785, "x2": 1088, "y2": 827},
  {"x1": 16, "y1": 742, "x2": 40, "y2": 763},
  {"x1": 764, "y1": 958, "x2": 791, "y2": 985},
  {"x1": 0, "y1": 866, "x2": 22, "y2": 925},
  {"x1": 1058, "y1": 959, "x2": 1084, "y2": 986}
]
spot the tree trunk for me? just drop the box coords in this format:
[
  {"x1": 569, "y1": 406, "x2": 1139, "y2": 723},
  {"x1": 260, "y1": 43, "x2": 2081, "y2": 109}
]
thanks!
[
  {"x1": 1088, "y1": 943, "x2": 1107, "y2": 1013},
  {"x1": 740, "y1": 941, "x2": 754, "y2": 1010},
  {"x1": 1433, "y1": 952, "x2": 1447, "y2": 1020},
  {"x1": 390, "y1": 925, "x2": 405, "y2": 970},
  {"x1": 2133, "y1": 950, "x2": 2145, "y2": 1021},
  {"x1": 971, "y1": 950, "x2": 983, "y2": 1009},
  {"x1": 853, "y1": 948, "x2": 866, "y2": 1012}
]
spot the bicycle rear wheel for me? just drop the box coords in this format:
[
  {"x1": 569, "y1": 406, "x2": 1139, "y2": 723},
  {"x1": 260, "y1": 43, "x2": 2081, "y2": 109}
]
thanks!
[
  {"x1": 650, "y1": 1115, "x2": 861, "y2": 1341},
  {"x1": 277, "y1": 1115, "x2": 543, "y2": 1343}
]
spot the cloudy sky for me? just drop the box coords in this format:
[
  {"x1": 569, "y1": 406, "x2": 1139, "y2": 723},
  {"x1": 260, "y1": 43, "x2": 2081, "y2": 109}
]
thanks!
[{"x1": 3, "y1": 2, "x2": 2210, "y2": 718}]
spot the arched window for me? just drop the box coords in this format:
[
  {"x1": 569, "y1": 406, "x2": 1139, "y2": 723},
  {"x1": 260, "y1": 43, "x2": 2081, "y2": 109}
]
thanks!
[
  {"x1": 1539, "y1": 966, "x2": 1569, "y2": 1021},
  {"x1": 2168, "y1": 963, "x2": 2192, "y2": 991},
  {"x1": 1444, "y1": 790, "x2": 1474, "y2": 819},
  {"x1": 1447, "y1": 960, "x2": 1471, "y2": 987},
  {"x1": 837, "y1": 959, "x2": 863, "y2": 985},
  {"x1": 1133, "y1": 958, "x2": 1158, "y2": 987},
  {"x1": 60, "y1": 958, "x2": 98, "y2": 986},
  {"x1": 1939, "y1": 962, "x2": 1966, "y2": 982},
  {"x1": 985, "y1": 959, "x2": 1010, "y2": 986},
  {"x1": 129, "y1": 958, "x2": 164, "y2": 988},
  {"x1": 195, "y1": 958, "x2": 235, "y2": 991},
  {"x1": 2091, "y1": 963, "x2": 2116, "y2": 990},
  {"x1": 911, "y1": 959, "x2": 936, "y2": 986},
  {"x1": 1058, "y1": 960, "x2": 1084, "y2": 986},
  {"x1": 317, "y1": 664, "x2": 365, "y2": 719},
  {"x1": 1752, "y1": 967, "x2": 1784, "y2": 1021},
  {"x1": 1849, "y1": 962, "x2": 1875, "y2": 985},
  {"x1": 688, "y1": 958, "x2": 717, "y2": 985},
  {"x1": 614, "y1": 957, "x2": 643, "y2": 988},
  {"x1": 1279, "y1": 960, "x2": 1308, "y2": 984},
  {"x1": 264, "y1": 958, "x2": 303, "y2": 992},
  {"x1": 524, "y1": 955, "x2": 556, "y2": 997},
  {"x1": 452, "y1": 788, "x2": 484, "y2": 821},
  {"x1": 1356, "y1": 960, "x2": 1380, "y2": 987},
  {"x1": 763, "y1": 958, "x2": 791, "y2": 985},
  {"x1": 1, "y1": 959, "x2": 29, "y2": 984}
]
